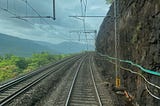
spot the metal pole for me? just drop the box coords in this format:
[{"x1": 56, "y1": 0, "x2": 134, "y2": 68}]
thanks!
[
  {"x1": 94, "y1": 30, "x2": 97, "y2": 40},
  {"x1": 53, "y1": 0, "x2": 56, "y2": 20},
  {"x1": 83, "y1": 19, "x2": 88, "y2": 51},
  {"x1": 114, "y1": 0, "x2": 120, "y2": 88},
  {"x1": 7, "y1": 0, "x2": 8, "y2": 10},
  {"x1": 26, "y1": 0, "x2": 28, "y2": 16},
  {"x1": 0, "y1": 0, "x2": 1, "y2": 14}
]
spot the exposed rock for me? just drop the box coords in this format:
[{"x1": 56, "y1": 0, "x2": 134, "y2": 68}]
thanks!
[{"x1": 96, "y1": 0, "x2": 160, "y2": 105}]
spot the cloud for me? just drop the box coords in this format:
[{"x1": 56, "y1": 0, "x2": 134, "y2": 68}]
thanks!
[{"x1": 0, "y1": 0, "x2": 109, "y2": 44}]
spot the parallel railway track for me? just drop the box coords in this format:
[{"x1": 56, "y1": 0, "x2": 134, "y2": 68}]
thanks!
[
  {"x1": 0, "y1": 53, "x2": 115, "y2": 106},
  {"x1": 0, "y1": 54, "x2": 82, "y2": 106}
]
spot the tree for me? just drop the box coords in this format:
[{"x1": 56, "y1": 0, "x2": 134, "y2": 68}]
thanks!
[
  {"x1": 0, "y1": 53, "x2": 69, "y2": 83},
  {"x1": 0, "y1": 56, "x2": 3, "y2": 62},
  {"x1": 4, "y1": 54, "x2": 13, "y2": 60},
  {"x1": 16, "y1": 58, "x2": 28, "y2": 69}
]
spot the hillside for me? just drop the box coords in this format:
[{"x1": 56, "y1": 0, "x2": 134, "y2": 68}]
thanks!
[
  {"x1": 0, "y1": 33, "x2": 57, "y2": 57},
  {"x1": 96, "y1": 0, "x2": 160, "y2": 106},
  {"x1": 0, "y1": 33, "x2": 94, "y2": 56},
  {"x1": 36, "y1": 41, "x2": 94, "y2": 54}
]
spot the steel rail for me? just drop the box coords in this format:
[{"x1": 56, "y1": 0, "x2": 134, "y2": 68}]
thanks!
[
  {"x1": 0, "y1": 55, "x2": 82, "y2": 106},
  {"x1": 65, "y1": 55, "x2": 103, "y2": 106},
  {"x1": 65, "y1": 56, "x2": 85, "y2": 106},
  {"x1": 0, "y1": 54, "x2": 80, "y2": 92},
  {"x1": 89, "y1": 56, "x2": 102, "y2": 106},
  {"x1": 0, "y1": 62, "x2": 72, "y2": 106}
]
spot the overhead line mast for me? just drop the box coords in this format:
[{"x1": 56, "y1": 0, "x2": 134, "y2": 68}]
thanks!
[
  {"x1": 53, "y1": 0, "x2": 56, "y2": 20},
  {"x1": 114, "y1": 0, "x2": 120, "y2": 88}
]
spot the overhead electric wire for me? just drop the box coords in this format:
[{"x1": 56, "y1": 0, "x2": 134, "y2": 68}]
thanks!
[
  {"x1": 0, "y1": 0, "x2": 72, "y2": 42},
  {"x1": 70, "y1": 0, "x2": 91, "y2": 46},
  {"x1": 20, "y1": 0, "x2": 52, "y2": 27},
  {"x1": 17, "y1": 0, "x2": 56, "y2": 30},
  {"x1": 89, "y1": 32, "x2": 96, "y2": 40},
  {"x1": 0, "y1": 6, "x2": 31, "y2": 23},
  {"x1": 74, "y1": 16, "x2": 84, "y2": 20},
  {"x1": 0, "y1": 0, "x2": 34, "y2": 25},
  {"x1": 1, "y1": 0, "x2": 69, "y2": 41},
  {"x1": 21, "y1": 0, "x2": 69, "y2": 40}
]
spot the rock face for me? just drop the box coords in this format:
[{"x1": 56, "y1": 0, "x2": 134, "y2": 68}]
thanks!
[{"x1": 96, "y1": 0, "x2": 160, "y2": 105}]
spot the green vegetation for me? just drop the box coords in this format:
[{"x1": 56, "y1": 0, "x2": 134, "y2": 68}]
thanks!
[
  {"x1": 0, "y1": 52, "x2": 70, "y2": 83},
  {"x1": 105, "y1": 0, "x2": 113, "y2": 4}
]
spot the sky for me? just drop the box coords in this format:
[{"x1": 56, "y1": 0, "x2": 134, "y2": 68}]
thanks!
[{"x1": 0, "y1": 0, "x2": 110, "y2": 44}]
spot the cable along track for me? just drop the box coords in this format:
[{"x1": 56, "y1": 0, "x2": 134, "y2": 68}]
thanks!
[
  {"x1": 0, "y1": 55, "x2": 81, "y2": 106},
  {"x1": 65, "y1": 55, "x2": 102, "y2": 106}
]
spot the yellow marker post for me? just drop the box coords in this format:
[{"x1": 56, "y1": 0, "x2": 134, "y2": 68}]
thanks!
[{"x1": 116, "y1": 77, "x2": 121, "y2": 88}]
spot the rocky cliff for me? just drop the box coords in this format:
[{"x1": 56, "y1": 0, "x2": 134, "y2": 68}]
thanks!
[{"x1": 96, "y1": 0, "x2": 160, "y2": 106}]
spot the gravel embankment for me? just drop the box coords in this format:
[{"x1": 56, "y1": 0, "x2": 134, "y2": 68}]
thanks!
[
  {"x1": 8, "y1": 63, "x2": 74, "y2": 106},
  {"x1": 35, "y1": 60, "x2": 79, "y2": 106}
]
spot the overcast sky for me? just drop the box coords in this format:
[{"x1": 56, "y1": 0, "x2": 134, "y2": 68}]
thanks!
[{"x1": 0, "y1": 0, "x2": 110, "y2": 44}]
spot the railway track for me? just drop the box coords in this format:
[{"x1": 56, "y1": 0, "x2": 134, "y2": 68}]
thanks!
[
  {"x1": 64, "y1": 55, "x2": 103, "y2": 106},
  {"x1": 0, "y1": 54, "x2": 82, "y2": 106}
]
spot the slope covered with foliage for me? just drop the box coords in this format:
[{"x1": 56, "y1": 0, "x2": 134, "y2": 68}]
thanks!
[{"x1": 0, "y1": 52, "x2": 69, "y2": 83}]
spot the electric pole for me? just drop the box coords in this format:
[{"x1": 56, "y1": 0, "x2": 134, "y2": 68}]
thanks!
[{"x1": 114, "y1": 0, "x2": 120, "y2": 88}]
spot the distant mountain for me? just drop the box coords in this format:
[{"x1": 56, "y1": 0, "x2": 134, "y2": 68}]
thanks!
[
  {"x1": 0, "y1": 33, "x2": 57, "y2": 57},
  {"x1": 0, "y1": 33, "x2": 94, "y2": 56},
  {"x1": 36, "y1": 41, "x2": 95, "y2": 54}
]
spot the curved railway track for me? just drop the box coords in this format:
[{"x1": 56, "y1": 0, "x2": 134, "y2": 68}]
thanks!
[{"x1": 0, "y1": 54, "x2": 82, "y2": 106}]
